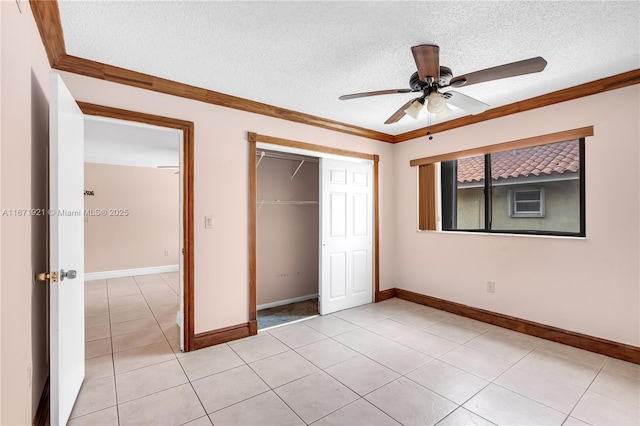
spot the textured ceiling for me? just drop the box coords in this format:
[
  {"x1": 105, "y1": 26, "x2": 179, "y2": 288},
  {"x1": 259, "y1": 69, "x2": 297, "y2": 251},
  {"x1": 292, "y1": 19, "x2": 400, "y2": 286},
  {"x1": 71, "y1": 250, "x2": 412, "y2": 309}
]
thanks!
[
  {"x1": 85, "y1": 116, "x2": 180, "y2": 167},
  {"x1": 58, "y1": 1, "x2": 639, "y2": 136}
]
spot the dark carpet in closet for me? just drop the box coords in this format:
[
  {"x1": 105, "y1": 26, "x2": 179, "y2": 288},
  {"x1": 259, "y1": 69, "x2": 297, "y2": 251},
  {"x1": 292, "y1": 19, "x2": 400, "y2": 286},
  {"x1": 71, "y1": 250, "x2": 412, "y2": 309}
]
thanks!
[{"x1": 257, "y1": 298, "x2": 318, "y2": 329}]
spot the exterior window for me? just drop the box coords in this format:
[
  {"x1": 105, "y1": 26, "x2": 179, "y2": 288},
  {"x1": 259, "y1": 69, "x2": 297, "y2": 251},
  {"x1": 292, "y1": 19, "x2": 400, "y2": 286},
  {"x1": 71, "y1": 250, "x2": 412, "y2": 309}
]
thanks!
[
  {"x1": 509, "y1": 188, "x2": 545, "y2": 217},
  {"x1": 441, "y1": 138, "x2": 585, "y2": 237}
]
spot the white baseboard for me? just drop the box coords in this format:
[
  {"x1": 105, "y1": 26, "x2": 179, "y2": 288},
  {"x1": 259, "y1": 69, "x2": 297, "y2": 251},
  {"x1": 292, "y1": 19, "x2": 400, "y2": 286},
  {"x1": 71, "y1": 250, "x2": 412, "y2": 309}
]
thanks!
[
  {"x1": 85, "y1": 265, "x2": 179, "y2": 281},
  {"x1": 257, "y1": 293, "x2": 318, "y2": 311}
]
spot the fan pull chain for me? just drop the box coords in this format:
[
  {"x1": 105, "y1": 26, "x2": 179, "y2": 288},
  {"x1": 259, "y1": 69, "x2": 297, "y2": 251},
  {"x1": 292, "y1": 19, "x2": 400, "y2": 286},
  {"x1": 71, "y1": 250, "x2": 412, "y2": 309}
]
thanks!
[{"x1": 427, "y1": 113, "x2": 433, "y2": 140}]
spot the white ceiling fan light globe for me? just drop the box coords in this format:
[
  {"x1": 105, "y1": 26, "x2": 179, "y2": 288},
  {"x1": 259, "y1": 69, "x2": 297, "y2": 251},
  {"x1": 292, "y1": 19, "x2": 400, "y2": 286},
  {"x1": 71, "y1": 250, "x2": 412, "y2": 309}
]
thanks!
[
  {"x1": 427, "y1": 92, "x2": 446, "y2": 112},
  {"x1": 436, "y1": 106, "x2": 453, "y2": 119},
  {"x1": 426, "y1": 92, "x2": 452, "y2": 119},
  {"x1": 404, "y1": 99, "x2": 426, "y2": 120}
]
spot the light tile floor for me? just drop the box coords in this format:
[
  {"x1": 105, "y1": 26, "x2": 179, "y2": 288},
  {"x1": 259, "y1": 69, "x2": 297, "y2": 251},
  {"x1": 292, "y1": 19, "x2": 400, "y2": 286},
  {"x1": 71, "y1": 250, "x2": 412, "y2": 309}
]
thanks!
[{"x1": 71, "y1": 275, "x2": 640, "y2": 425}]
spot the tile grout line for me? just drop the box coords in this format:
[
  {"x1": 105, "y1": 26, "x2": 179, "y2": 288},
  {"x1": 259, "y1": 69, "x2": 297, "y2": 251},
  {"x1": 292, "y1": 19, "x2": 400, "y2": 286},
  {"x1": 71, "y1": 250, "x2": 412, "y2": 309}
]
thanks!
[
  {"x1": 205, "y1": 341, "x2": 305, "y2": 423},
  {"x1": 114, "y1": 275, "x2": 177, "y2": 423},
  {"x1": 333, "y1": 305, "x2": 463, "y2": 424},
  {"x1": 431, "y1": 328, "x2": 553, "y2": 423},
  {"x1": 329, "y1": 306, "x2": 504, "y2": 424},
  {"x1": 158, "y1": 272, "x2": 180, "y2": 297},
  {"x1": 133, "y1": 274, "x2": 177, "y2": 345},
  {"x1": 563, "y1": 356, "x2": 609, "y2": 425},
  {"x1": 272, "y1": 340, "x2": 363, "y2": 424},
  {"x1": 388, "y1": 306, "x2": 505, "y2": 424},
  {"x1": 173, "y1": 347, "x2": 211, "y2": 424},
  {"x1": 285, "y1": 309, "x2": 456, "y2": 424},
  {"x1": 237, "y1": 346, "x2": 309, "y2": 426},
  {"x1": 103, "y1": 277, "x2": 123, "y2": 426}
]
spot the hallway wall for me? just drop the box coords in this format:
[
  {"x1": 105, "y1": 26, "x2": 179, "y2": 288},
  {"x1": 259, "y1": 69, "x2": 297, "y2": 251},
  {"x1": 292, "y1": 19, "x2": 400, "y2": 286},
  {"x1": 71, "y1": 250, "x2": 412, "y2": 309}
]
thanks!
[
  {"x1": 84, "y1": 163, "x2": 180, "y2": 273},
  {"x1": 0, "y1": 2, "x2": 52, "y2": 423}
]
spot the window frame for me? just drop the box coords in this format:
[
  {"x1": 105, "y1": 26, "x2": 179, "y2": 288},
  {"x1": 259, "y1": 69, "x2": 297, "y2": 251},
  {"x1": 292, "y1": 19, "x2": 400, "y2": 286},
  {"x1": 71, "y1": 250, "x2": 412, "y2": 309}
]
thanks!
[
  {"x1": 413, "y1": 127, "x2": 592, "y2": 236},
  {"x1": 508, "y1": 187, "x2": 545, "y2": 218},
  {"x1": 439, "y1": 138, "x2": 586, "y2": 237}
]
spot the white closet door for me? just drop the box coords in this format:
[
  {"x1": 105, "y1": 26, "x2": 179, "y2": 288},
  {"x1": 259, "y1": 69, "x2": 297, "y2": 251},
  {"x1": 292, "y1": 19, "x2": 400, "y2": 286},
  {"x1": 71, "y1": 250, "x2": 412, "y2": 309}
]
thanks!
[{"x1": 319, "y1": 158, "x2": 373, "y2": 314}]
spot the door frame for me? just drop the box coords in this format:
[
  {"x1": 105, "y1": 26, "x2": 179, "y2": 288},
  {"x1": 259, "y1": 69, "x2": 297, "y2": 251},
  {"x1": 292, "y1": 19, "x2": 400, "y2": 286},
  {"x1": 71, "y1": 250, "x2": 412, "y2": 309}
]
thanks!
[
  {"x1": 79, "y1": 102, "x2": 196, "y2": 351},
  {"x1": 248, "y1": 132, "x2": 380, "y2": 334}
]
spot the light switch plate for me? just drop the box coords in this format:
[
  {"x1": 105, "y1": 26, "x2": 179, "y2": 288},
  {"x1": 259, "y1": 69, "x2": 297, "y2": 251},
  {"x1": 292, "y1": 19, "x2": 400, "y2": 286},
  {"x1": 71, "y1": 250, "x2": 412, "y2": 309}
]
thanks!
[{"x1": 205, "y1": 216, "x2": 214, "y2": 228}]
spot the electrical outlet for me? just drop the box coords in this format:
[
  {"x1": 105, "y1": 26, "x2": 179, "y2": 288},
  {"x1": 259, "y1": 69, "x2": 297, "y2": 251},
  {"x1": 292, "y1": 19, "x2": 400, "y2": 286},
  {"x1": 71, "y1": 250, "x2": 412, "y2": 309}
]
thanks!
[
  {"x1": 487, "y1": 281, "x2": 496, "y2": 293},
  {"x1": 164, "y1": 249, "x2": 169, "y2": 256}
]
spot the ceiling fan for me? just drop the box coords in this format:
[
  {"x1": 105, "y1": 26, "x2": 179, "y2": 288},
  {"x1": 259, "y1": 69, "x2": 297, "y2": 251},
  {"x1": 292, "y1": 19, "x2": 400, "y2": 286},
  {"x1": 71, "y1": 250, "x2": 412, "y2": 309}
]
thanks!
[{"x1": 339, "y1": 45, "x2": 547, "y2": 124}]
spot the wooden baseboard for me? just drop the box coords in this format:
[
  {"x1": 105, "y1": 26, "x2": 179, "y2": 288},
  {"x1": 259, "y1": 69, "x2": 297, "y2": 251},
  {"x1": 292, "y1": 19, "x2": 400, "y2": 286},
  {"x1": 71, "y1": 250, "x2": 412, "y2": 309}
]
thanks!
[
  {"x1": 32, "y1": 375, "x2": 49, "y2": 426},
  {"x1": 395, "y1": 288, "x2": 640, "y2": 364},
  {"x1": 193, "y1": 322, "x2": 252, "y2": 350},
  {"x1": 376, "y1": 288, "x2": 396, "y2": 302}
]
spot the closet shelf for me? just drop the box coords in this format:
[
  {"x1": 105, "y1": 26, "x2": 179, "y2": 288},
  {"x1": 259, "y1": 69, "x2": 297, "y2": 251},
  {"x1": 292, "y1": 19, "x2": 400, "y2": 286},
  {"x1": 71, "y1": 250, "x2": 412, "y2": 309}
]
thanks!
[{"x1": 258, "y1": 200, "x2": 318, "y2": 205}]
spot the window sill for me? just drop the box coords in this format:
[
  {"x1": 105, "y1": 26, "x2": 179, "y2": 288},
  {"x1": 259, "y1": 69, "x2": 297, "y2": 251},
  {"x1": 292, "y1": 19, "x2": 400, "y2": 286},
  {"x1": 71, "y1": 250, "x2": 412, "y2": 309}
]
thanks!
[{"x1": 417, "y1": 229, "x2": 586, "y2": 240}]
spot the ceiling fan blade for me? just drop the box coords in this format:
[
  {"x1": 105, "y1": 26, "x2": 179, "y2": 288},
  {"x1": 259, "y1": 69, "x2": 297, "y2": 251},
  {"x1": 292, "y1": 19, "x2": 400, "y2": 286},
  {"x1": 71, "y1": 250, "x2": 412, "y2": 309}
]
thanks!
[
  {"x1": 339, "y1": 89, "x2": 413, "y2": 100},
  {"x1": 411, "y1": 44, "x2": 440, "y2": 82},
  {"x1": 450, "y1": 57, "x2": 547, "y2": 88},
  {"x1": 444, "y1": 91, "x2": 490, "y2": 115},
  {"x1": 384, "y1": 97, "x2": 420, "y2": 124}
]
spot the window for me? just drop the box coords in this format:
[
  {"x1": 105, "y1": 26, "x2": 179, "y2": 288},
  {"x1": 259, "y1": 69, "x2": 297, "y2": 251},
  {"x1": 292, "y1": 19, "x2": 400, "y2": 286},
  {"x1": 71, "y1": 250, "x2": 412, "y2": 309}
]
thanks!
[
  {"x1": 440, "y1": 138, "x2": 585, "y2": 236},
  {"x1": 508, "y1": 188, "x2": 545, "y2": 217}
]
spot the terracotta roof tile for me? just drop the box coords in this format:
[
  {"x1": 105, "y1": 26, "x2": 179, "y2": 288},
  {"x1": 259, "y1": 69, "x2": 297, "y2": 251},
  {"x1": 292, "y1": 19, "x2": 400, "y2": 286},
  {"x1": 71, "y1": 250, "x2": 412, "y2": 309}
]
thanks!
[{"x1": 457, "y1": 139, "x2": 580, "y2": 183}]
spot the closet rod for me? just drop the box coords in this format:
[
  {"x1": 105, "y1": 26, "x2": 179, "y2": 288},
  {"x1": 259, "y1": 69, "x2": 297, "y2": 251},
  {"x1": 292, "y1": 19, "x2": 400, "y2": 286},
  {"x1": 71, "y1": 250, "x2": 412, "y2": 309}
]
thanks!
[
  {"x1": 255, "y1": 150, "x2": 319, "y2": 163},
  {"x1": 257, "y1": 200, "x2": 318, "y2": 205}
]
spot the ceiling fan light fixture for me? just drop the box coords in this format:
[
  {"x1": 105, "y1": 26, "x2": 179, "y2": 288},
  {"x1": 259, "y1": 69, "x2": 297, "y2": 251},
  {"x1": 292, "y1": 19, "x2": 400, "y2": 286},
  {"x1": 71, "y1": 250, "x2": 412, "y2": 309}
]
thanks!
[
  {"x1": 427, "y1": 92, "x2": 452, "y2": 119},
  {"x1": 404, "y1": 98, "x2": 426, "y2": 120},
  {"x1": 435, "y1": 106, "x2": 453, "y2": 119}
]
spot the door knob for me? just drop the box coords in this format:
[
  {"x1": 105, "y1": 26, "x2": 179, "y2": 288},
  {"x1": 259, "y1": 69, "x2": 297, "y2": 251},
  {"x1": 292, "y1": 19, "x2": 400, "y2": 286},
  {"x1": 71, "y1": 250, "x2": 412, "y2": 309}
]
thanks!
[{"x1": 60, "y1": 269, "x2": 77, "y2": 281}]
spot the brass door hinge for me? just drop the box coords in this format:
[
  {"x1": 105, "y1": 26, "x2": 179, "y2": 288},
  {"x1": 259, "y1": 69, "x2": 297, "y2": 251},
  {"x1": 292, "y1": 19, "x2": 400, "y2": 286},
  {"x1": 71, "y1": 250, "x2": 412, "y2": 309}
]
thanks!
[{"x1": 38, "y1": 271, "x2": 59, "y2": 283}]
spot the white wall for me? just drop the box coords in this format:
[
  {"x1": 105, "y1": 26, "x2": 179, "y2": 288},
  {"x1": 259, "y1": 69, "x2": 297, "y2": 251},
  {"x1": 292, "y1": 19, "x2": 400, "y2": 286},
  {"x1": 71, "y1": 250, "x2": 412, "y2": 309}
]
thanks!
[
  {"x1": 59, "y1": 71, "x2": 396, "y2": 333},
  {"x1": 393, "y1": 85, "x2": 640, "y2": 346},
  {"x1": 0, "y1": 2, "x2": 51, "y2": 423},
  {"x1": 257, "y1": 157, "x2": 319, "y2": 306}
]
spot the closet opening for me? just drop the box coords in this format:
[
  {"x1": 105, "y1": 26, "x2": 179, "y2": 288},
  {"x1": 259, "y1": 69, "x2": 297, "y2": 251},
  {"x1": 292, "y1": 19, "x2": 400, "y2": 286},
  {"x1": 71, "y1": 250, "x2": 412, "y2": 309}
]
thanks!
[
  {"x1": 250, "y1": 132, "x2": 379, "y2": 334},
  {"x1": 256, "y1": 149, "x2": 320, "y2": 329}
]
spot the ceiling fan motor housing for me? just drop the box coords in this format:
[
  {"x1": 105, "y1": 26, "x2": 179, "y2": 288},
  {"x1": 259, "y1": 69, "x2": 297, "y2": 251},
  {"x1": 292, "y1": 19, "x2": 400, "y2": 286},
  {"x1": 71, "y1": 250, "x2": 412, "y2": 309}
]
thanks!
[{"x1": 410, "y1": 66, "x2": 453, "y2": 92}]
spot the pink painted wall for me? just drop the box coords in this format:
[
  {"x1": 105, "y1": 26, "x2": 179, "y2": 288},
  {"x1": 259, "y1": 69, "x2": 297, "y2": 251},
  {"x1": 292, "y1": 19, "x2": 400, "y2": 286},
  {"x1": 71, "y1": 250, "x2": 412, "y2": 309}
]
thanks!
[
  {"x1": 1, "y1": 2, "x2": 52, "y2": 423},
  {"x1": 84, "y1": 163, "x2": 180, "y2": 272},
  {"x1": 257, "y1": 157, "x2": 319, "y2": 306},
  {"x1": 393, "y1": 86, "x2": 640, "y2": 346},
  {"x1": 60, "y1": 68, "x2": 640, "y2": 346},
  {"x1": 59, "y1": 71, "x2": 397, "y2": 334}
]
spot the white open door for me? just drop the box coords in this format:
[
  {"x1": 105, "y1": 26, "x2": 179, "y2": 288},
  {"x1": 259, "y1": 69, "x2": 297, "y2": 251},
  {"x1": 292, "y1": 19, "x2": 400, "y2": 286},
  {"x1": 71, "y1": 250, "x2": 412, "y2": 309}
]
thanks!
[
  {"x1": 49, "y1": 71, "x2": 85, "y2": 425},
  {"x1": 320, "y1": 158, "x2": 373, "y2": 314}
]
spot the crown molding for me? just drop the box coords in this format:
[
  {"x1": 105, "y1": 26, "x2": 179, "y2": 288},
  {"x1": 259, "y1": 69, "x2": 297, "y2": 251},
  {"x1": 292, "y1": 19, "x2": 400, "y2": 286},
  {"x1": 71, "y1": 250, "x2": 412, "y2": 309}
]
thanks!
[
  {"x1": 29, "y1": 0, "x2": 395, "y2": 143},
  {"x1": 30, "y1": 1, "x2": 640, "y2": 144},
  {"x1": 393, "y1": 69, "x2": 640, "y2": 143}
]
